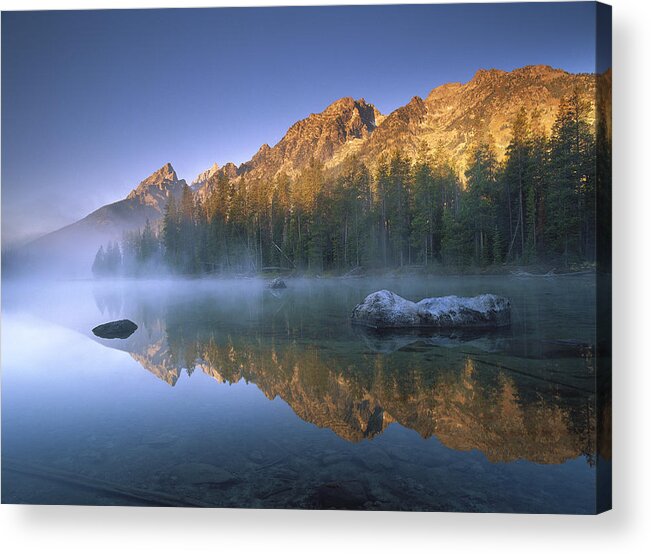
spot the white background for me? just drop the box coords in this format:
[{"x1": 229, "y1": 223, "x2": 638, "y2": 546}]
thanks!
[{"x1": 1, "y1": 0, "x2": 649, "y2": 552}]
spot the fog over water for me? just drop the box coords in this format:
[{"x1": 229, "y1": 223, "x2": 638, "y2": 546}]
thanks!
[{"x1": 1, "y1": 274, "x2": 605, "y2": 512}]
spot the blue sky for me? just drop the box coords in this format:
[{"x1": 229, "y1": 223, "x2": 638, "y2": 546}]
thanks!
[{"x1": 1, "y1": 3, "x2": 604, "y2": 245}]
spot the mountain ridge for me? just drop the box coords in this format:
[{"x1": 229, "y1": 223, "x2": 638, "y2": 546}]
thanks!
[
  {"x1": 7, "y1": 163, "x2": 187, "y2": 275},
  {"x1": 191, "y1": 64, "x2": 597, "y2": 191},
  {"x1": 7, "y1": 64, "x2": 606, "y2": 276}
]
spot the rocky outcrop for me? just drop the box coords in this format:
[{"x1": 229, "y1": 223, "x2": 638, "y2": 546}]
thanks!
[
  {"x1": 350, "y1": 290, "x2": 511, "y2": 329},
  {"x1": 360, "y1": 65, "x2": 597, "y2": 177},
  {"x1": 190, "y1": 65, "x2": 599, "y2": 189},
  {"x1": 125, "y1": 162, "x2": 187, "y2": 211},
  {"x1": 220, "y1": 162, "x2": 239, "y2": 180},
  {"x1": 190, "y1": 162, "x2": 221, "y2": 190},
  {"x1": 211, "y1": 97, "x2": 380, "y2": 182}
]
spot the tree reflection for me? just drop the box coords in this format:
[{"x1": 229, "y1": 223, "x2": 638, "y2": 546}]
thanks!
[{"x1": 91, "y1": 285, "x2": 599, "y2": 465}]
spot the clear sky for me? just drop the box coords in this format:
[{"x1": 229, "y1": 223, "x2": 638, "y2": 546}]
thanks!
[{"x1": 1, "y1": 2, "x2": 603, "y2": 246}]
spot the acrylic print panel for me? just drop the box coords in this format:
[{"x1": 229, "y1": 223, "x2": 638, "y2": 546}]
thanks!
[{"x1": 0, "y1": 2, "x2": 611, "y2": 513}]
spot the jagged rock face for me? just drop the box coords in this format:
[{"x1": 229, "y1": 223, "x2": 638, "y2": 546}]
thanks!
[
  {"x1": 126, "y1": 162, "x2": 186, "y2": 212},
  {"x1": 360, "y1": 65, "x2": 597, "y2": 175},
  {"x1": 359, "y1": 96, "x2": 427, "y2": 159},
  {"x1": 236, "y1": 97, "x2": 380, "y2": 180},
  {"x1": 220, "y1": 162, "x2": 239, "y2": 179},
  {"x1": 194, "y1": 65, "x2": 598, "y2": 185},
  {"x1": 192, "y1": 162, "x2": 240, "y2": 198},
  {"x1": 190, "y1": 162, "x2": 220, "y2": 190},
  {"x1": 131, "y1": 162, "x2": 178, "y2": 189}
]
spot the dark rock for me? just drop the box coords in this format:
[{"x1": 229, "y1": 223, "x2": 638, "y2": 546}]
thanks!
[
  {"x1": 92, "y1": 319, "x2": 138, "y2": 339},
  {"x1": 268, "y1": 277, "x2": 287, "y2": 289},
  {"x1": 315, "y1": 480, "x2": 369, "y2": 509}
]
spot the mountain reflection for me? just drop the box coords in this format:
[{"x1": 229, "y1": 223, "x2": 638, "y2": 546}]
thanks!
[{"x1": 91, "y1": 282, "x2": 597, "y2": 464}]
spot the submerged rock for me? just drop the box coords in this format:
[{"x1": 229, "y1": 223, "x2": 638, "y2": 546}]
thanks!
[
  {"x1": 92, "y1": 319, "x2": 138, "y2": 339},
  {"x1": 173, "y1": 463, "x2": 238, "y2": 486},
  {"x1": 315, "y1": 480, "x2": 369, "y2": 509},
  {"x1": 268, "y1": 277, "x2": 287, "y2": 289},
  {"x1": 351, "y1": 290, "x2": 511, "y2": 330}
]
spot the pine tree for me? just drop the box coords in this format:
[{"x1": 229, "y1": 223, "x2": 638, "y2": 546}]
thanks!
[
  {"x1": 546, "y1": 90, "x2": 594, "y2": 265},
  {"x1": 109, "y1": 103, "x2": 600, "y2": 277},
  {"x1": 92, "y1": 245, "x2": 106, "y2": 276},
  {"x1": 465, "y1": 142, "x2": 498, "y2": 265}
]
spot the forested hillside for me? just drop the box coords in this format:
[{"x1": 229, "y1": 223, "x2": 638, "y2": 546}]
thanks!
[{"x1": 91, "y1": 85, "x2": 609, "y2": 277}]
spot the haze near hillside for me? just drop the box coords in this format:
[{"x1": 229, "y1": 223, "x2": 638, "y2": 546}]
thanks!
[{"x1": 6, "y1": 65, "x2": 606, "y2": 277}]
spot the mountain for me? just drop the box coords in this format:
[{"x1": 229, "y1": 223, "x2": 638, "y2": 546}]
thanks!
[
  {"x1": 191, "y1": 162, "x2": 239, "y2": 199},
  {"x1": 8, "y1": 65, "x2": 603, "y2": 276},
  {"x1": 359, "y1": 65, "x2": 595, "y2": 172},
  {"x1": 193, "y1": 65, "x2": 597, "y2": 190},
  {"x1": 190, "y1": 162, "x2": 220, "y2": 190},
  {"x1": 236, "y1": 97, "x2": 381, "y2": 180},
  {"x1": 48, "y1": 162, "x2": 185, "y2": 239},
  {"x1": 124, "y1": 162, "x2": 185, "y2": 208},
  {"x1": 8, "y1": 163, "x2": 186, "y2": 276}
]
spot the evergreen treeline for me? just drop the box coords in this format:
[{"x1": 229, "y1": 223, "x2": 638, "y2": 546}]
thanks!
[
  {"x1": 93, "y1": 91, "x2": 604, "y2": 277},
  {"x1": 91, "y1": 242, "x2": 122, "y2": 276}
]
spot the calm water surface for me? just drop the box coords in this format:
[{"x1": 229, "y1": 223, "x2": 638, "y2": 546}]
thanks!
[{"x1": 2, "y1": 276, "x2": 599, "y2": 512}]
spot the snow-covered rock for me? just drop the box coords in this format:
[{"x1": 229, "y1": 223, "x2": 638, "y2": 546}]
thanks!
[{"x1": 350, "y1": 290, "x2": 511, "y2": 329}]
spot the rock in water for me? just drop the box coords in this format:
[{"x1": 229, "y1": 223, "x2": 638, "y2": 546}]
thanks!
[
  {"x1": 173, "y1": 463, "x2": 238, "y2": 486},
  {"x1": 351, "y1": 290, "x2": 511, "y2": 329},
  {"x1": 315, "y1": 481, "x2": 369, "y2": 509},
  {"x1": 92, "y1": 319, "x2": 138, "y2": 339},
  {"x1": 268, "y1": 277, "x2": 287, "y2": 289}
]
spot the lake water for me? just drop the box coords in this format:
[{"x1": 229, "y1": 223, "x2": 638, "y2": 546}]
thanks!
[{"x1": 1, "y1": 275, "x2": 603, "y2": 512}]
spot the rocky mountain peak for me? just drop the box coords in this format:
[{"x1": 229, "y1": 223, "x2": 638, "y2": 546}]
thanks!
[
  {"x1": 127, "y1": 162, "x2": 180, "y2": 199},
  {"x1": 514, "y1": 64, "x2": 566, "y2": 78},
  {"x1": 221, "y1": 162, "x2": 239, "y2": 179},
  {"x1": 142, "y1": 162, "x2": 178, "y2": 186},
  {"x1": 236, "y1": 96, "x2": 381, "y2": 179},
  {"x1": 126, "y1": 162, "x2": 186, "y2": 211},
  {"x1": 254, "y1": 143, "x2": 271, "y2": 158},
  {"x1": 470, "y1": 68, "x2": 508, "y2": 84},
  {"x1": 323, "y1": 97, "x2": 378, "y2": 126},
  {"x1": 425, "y1": 81, "x2": 463, "y2": 103},
  {"x1": 359, "y1": 65, "x2": 598, "y2": 178},
  {"x1": 191, "y1": 162, "x2": 221, "y2": 189},
  {"x1": 323, "y1": 96, "x2": 357, "y2": 114}
]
